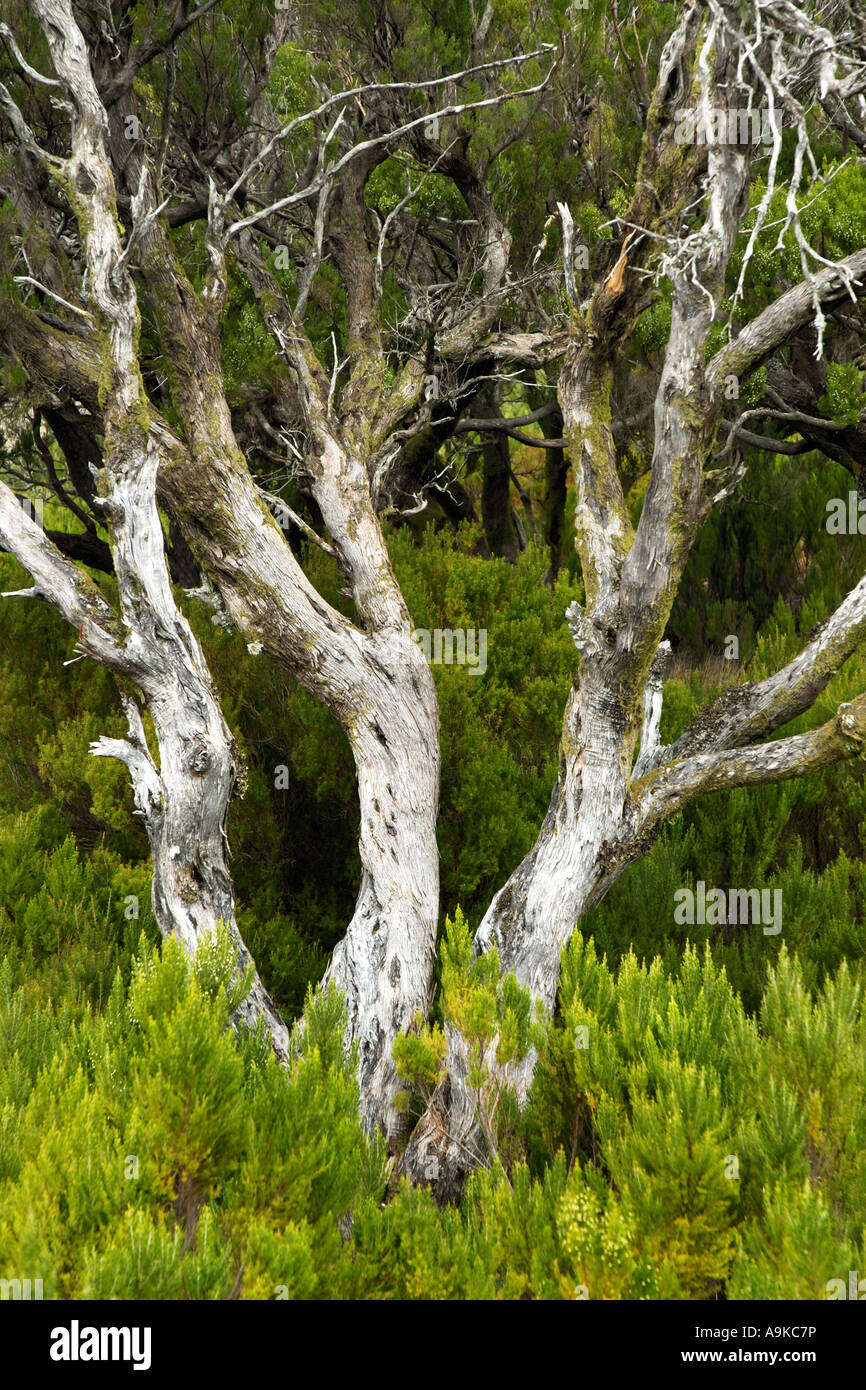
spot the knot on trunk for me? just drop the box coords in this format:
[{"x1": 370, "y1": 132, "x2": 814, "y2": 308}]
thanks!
[
  {"x1": 91, "y1": 495, "x2": 125, "y2": 523},
  {"x1": 836, "y1": 701, "x2": 866, "y2": 751},
  {"x1": 649, "y1": 638, "x2": 673, "y2": 684},
  {"x1": 566, "y1": 600, "x2": 614, "y2": 661},
  {"x1": 188, "y1": 737, "x2": 211, "y2": 774}
]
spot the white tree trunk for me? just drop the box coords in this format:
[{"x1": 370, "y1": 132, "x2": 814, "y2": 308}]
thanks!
[
  {"x1": 399, "y1": 673, "x2": 632, "y2": 1195},
  {"x1": 0, "y1": 0, "x2": 287, "y2": 1058},
  {"x1": 324, "y1": 632, "x2": 440, "y2": 1138}
]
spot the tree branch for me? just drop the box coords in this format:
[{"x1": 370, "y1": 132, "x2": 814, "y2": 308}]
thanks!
[
  {"x1": 707, "y1": 248, "x2": 866, "y2": 390},
  {"x1": 0, "y1": 479, "x2": 132, "y2": 674},
  {"x1": 633, "y1": 693, "x2": 866, "y2": 833},
  {"x1": 99, "y1": 0, "x2": 226, "y2": 108},
  {"x1": 650, "y1": 572, "x2": 866, "y2": 770}
]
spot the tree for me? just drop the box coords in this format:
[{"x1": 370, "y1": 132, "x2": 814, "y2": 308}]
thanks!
[{"x1": 1, "y1": 0, "x2": 865, "y2": 1196}]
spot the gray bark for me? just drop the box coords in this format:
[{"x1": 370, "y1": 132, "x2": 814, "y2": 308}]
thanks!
[
  {"x1": 0, "y1": 0, "x2": 287, "y2": 1058},
  {"x1": 402, "y1": 5, "x2": 866, "y2": 1198}
]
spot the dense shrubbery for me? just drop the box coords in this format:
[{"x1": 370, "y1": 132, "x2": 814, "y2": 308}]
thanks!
[
  {"x1": 2, "y1": 460, "x2": 866, "y2": 1298},
  {"x1": 1, "y1": 921, "x2": 863, "y2": 1299}
]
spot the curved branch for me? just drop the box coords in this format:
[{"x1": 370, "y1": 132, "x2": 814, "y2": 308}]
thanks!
[
  {"x1": 633, "y1": 693, "x2": 866, "y2": 834},
  {"x1": 99, "y1": 0, "x2": 226, "y2": 108},
  {"x1": 650, "y1": 572, "x2": 866, "y2": 770},
  {"x1": 707, "y1": 248, "x2": 866, "y2": 389}
]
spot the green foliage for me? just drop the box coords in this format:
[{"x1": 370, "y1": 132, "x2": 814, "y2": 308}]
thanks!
[
  {"x1": 389, "y1": 528, "x2": 580, "y2": 915},
  {"x1": 518, "y1": 935, "x2": 866, "y2": 1299},
  {"x1": 0, "y1": 930, "x2": 387, "y2": 1299},
  {"x1": 819, "y1": 362, "x2": 866, "y2": 429},
  {"x1": 0, "y1": 808, "x2": 158, "y2": 1014},
  {"x1": 392, "y1": 930, "x2": 866, "y2": 1302},
  {"x1": 729, "y1": 1183, "x2": 863, "y2": 1301}
]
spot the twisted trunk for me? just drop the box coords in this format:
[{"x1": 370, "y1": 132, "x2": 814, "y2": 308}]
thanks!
[
  {"x1": 324, "y1": 631, "x2": 440, "y2": 1137},
  {"x1": 0, "y1": 0, "x2": 287, "y2": 1059}
]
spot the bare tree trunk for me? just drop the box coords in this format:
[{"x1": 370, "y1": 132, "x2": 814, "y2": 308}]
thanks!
[
  {"x1": 403, "y1": 6, "x2": 866, "y2": 1196},
  {"x1": 400, "y1": 670, "x2": 633, "y2": 1197},
  {"x1": 127, "y1": 212, "x2": 443, "y2": 1143},
  {"x1": 0, "y1": 0, "x2": 287, "y2": 1058},
  {"x1": 325, "y1": 641, "x2": 440, "y2": 1137}
]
